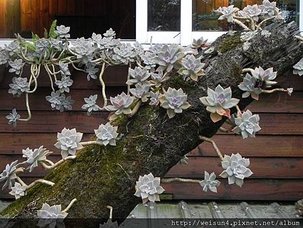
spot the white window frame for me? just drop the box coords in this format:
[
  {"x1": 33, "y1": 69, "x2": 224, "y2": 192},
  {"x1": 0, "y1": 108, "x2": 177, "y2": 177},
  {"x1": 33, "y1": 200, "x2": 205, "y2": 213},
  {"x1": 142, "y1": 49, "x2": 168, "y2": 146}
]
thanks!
[{"x1": 136, "y1": 0, "x2": 303, "y2": 46}]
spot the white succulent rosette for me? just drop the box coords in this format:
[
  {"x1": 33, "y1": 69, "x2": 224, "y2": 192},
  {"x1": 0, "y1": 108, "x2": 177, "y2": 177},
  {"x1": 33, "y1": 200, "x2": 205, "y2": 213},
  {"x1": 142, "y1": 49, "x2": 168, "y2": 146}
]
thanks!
[
  {"x1": 233, "y1": 110, "x2": 261, "y2": 139},
  {"x1": 94, "y1": 122, "x2": 119, "y2": 146},
  {"x1": 199, "y1": 171, "x2": 220, "y2": 193},
  {"x1": 159, "y1": 87, "x2": 191, "y2": 119},
  {"x1": 134, "y1": 173, "x2": 165, "y2": 204},
  {"x1": 105, "y1": 92, "x2": 135, "y2": 116},
  {"x1": 219, "y1": 153, "x2": 253, "y2": 187}
]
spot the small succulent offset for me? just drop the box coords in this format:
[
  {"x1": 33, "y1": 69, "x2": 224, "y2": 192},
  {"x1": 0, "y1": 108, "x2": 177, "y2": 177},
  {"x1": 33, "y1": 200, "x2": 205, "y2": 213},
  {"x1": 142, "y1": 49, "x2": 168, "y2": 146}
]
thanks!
[
  {"x1": 46, "y1": 91, "x2": 74, "y2": 112},
  {"x1": 8, "y1": 77, "x2": 29, "y2": 97},
  {"x1": 82, "y1": 94, "x2": 102, "y2": 115},
  {"x1": 22, "y1": 146, "x2": 52, "y2": 172},
  {"x1": 200, "y1": 85, "x2": 239, "y2": 122},
  {"x1": 233, "y1": 110, "x2": 261, "y2": 139},
  {"x1": 105, "y1": 92, "x2": 135, "y2": 115},
  {"x1": 6, "y1": 108, "x2": 21, "y2": 127},
  {"x1": 134, "y1": 173, "x2": 165, "y2": 204},
  {"x1": 239, "y1": 4, "x2": 262, "y2": 22},
  {"x1": 215, "y1": 5, "x2": 239, "y2": 23},
  {"x1": 9, "y1": 182, "x2": 27, "y2": 199},
  {"x1": 293, "y1": 58, "x2": 303, "y2": 76},
  {"x1": 8, "y1": 59, "x2": 25, "y2": 75},
  {"x1": 199, "y1": 171, "x2": 220, "y2": 193},
  {"x1": 55, "y1": 25, "x2": 71, "y2": 39},
  {"x1": 178, "y1": 54, "x2": 205, "y2": 81},
  {"x1": 55, "y1": 75, "x2": 73, "y2": 93},
  {"x1": 0, "y1": 160, "x2": 19, "y2": 190},
  {"x1": 55, "y1": 128, "x2": 84, "y2": 159},
  {"x1": 159, "y1": 87, "x2": 191, "y2": 119},
  {"x1": 130, "y1": 83, "x2": 150, "y2": 102},
  {"x1": 94, "y1": 122, "x2": 118, "y2": 146},
  {"x1": 219, "y1": 153, "x2": 253, "y2": 187},
  {"x1": 154, "y1": 44, "x2": 184, "y2": 72}
]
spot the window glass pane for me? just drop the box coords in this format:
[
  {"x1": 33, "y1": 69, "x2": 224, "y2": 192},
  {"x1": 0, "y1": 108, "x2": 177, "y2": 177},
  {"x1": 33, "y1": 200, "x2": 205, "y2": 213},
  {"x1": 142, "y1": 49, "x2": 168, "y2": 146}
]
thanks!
[
  {"x1": 0, "y1": 0, "x2": 135, "y2": 39},
  {"x1": 192, "y1": 0, "x2": 299, "y2": 31},
  {"x1": 148, "y1": 0, "x2": 181, "y2": 31}
]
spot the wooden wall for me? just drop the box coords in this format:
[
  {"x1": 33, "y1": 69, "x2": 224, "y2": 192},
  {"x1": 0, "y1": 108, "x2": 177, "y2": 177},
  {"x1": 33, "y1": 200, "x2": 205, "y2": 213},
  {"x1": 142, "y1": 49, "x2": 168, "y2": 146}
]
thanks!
[
  {"x1": 0, "y1": 66, "x2": 302, "y2": 201},
  {"x1": 0, "y1": 0, "x2": 135, "y2": 38}
]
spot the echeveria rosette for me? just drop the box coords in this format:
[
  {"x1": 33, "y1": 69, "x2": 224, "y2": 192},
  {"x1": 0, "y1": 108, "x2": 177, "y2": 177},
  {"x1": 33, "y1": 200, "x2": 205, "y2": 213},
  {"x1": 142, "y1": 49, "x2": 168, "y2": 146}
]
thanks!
[
  {"x1": 233, "y1": 110, "x2": 261, "y2": 139},
  {"x1": 178, "y1": 54, "x2": 205, "y2": 81},
  {"x1": 199, "y1": 171, "x2": 220, "y2": 193},
  {"x1": 94, "y1": 122, "x2": 119, "y2": 146},
  {"x1": 154, "y1": 44, "x2": 184, "y2": 72},
  {"x1": 55, "y1": 25, "x2": 71, "y2": 39},
  {"x1": 238, "y1": 4, "x2": 262, "y2": 22},
  {"x1": 55, "y1": 128, "x2": 84, "y2": 159},
  {"x1": 0, "y1": 160, "x2": 20, "y2": 190},
  {"x1": 130, "y1": 83, "x2": 150, "y2": 102},
  {"x1": 159, "y1": 88, "x2": 191, "y2": 119},
  {"x1": 6, "y1": 108, "x2": 21, "y2": 127},
  {"x1": 293, "y1": 58, "x2": 303, "y2": 76},
  {"x1": 215, "y1": 5, "x2": 239, "y2": 23},
  {"x1": 22, "y1": 146, "x2": 52, "y2": 172},
  {"x1": 8, "y1": 59, "x2": 25, "y2": 75},
  {"x1": 200, "y1": 85, "x2": 239, "y2": 123},
  {"x1": 81, "y1": 94, "x2": 102, "y2": 115},
  {"x1": 8, "y1": 77, "x2": 29, "y2": 97},
  {"x1": 126, "y1": 67, "x2": 150, "y2": 86},
  {"x1": 9, "y1": 182, "x2": 27, "y2": 199},
  {"x1": 219, "y1": 153, "x2": 253, "y2": 187},
  {"x1": 134, "y1": 173, "x2": 165, "y2": 204},
  {"x1": 239, "y1": 67, "x2": 277, "y2": 100},
  {"x1": 105, "y1": 92, "x2": 135, "y2": 115},
  {"x1": 37, "y1": 203, "x2": 68, "y2": 228}
]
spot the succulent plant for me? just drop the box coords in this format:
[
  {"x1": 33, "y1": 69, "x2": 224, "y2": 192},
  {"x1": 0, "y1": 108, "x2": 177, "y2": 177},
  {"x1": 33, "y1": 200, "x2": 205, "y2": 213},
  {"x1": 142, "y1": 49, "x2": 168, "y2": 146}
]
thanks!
[
  {"x1": 178, "y1": 54, "x2": 205, "y2": 81},
  {"x1": 233, "y1": 110, "x2": 261, "y2": 139},
  {"x1": 0, "y1": 160, "x2": 19, "y2": 190},
  {"x1": 22, "y1": 146, "x2": 52, "y2": 172},
  {"x1": 99, "y1": 220, "x2": 119, "y2": 228},
  {"x1": 59, "y1": 62, "x2": 71, "y2": 76},
  {"x1": 260, "y1": 0, "x2": 278, "y2": 17},
  {"x1": 148, "y1": 91, "x2": 161, "y2": 106},
  {"x1": 126, "y1": 67, "x2": 150, "y2": 86},
  {"x1": 55, "y1": 75, "x2": 73, "y2": 93},
  {"x1": 200, "y1": 85, "x2": 239, "y2": 122},
  {"x1": 8, "y1": 59, "x2": 25, "y2": 75},
  {"x1": 134, "y1": 173, "x2": 165, "y2": 204},
  {"x1": 82, "y1": 94, "x2": 102, "y2": 115},
  {"x1": 56, "y1": 25, "x2": 70, "y2": 39},
  {"x1": 103, "y1": 28, "x2": 116, "y2": 38},
  {"x1": 238, "y1": 73, "x2": 261, "y2": 100},
  {"x1": 112, "y1": 43, "x2": 137, "y2": 64},
  {"x1": 293, "y1": 58, "x2": 303, "y2": 76},
  {"x1": 238, "y1": 67, "x2": 278, "y2": 100},
  {"x1": 105, "y1": 92, "x2": 135, "y2": 115},
  {"x1": 6, "y1": 108, "x2": 20, "y2": 127},
  {"x1": 85, "y1": 62, "x2": 99, "y2": 81},
  {"x1": 0, "y1": 48, "x2": 9, "y2": 65},
  {"x1": 199, "y1": 171, "x2": 220, "y2": 193},
  {"x1": 154, "y1": 44, "x2": 184, "y2": 72},
  {"x1": 215, "y1": 5, "x2": 239, "y2": 23},
  {"x1": 37, "y1": 203, "x2": 68, "y2": 228},
  {"x1": 8, "y1": 77, "x2": 29, "y2": 97},
  {"x1": 159, "y1": 87, "x2": 191, "y2": 119},
  {"x1": 239, "y1": 4, "x2": 262, "y2": 21},
  {"x1": 150, "y1": 70, "x2": 168, "y2": 87},
  {"x1": 46, "y1": 91, "x2": 74, "y2": 112},
  {"x1": 70, "y1": 38, "x2": 96, "y2": 63},
  {"x1": 9, "y1": 182, "x2": 27, "y2": 199},
  {"x1": 94, "y1": 122, "x2": 119, "y2": 146},
  {"x1": 55, "y1": 128, "x2": 83, "y2": 159},
  {"x1": 130, "y1": 83, "x2": 150, "y2": 102},
  {"x1": 191, "y1": 37, "x2": 207, "y2": 49},
  {"x1": 219, "y1": 153, "x2": 253, "y2": 187}
]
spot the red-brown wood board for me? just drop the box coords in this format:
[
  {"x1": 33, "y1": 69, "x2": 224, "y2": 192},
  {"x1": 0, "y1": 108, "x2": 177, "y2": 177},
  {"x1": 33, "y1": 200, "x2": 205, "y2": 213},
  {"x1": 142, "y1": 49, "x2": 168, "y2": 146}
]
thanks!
[{"x1": 0, "y1": 68, "x2": 302, "y2": 201}]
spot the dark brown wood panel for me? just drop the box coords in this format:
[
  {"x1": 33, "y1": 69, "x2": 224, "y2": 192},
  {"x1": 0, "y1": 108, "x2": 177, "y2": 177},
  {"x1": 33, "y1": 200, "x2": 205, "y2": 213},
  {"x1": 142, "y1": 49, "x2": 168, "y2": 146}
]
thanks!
[
  {"x1": 162, "y1": 180, "x2": 303, "y2": 201},
  {"x1": 166, "y1": 157, "x2": 303, "y2": 179},
  {"x1": 0, "y1": 111, "x2": 108, "y2": 133},
  {"x1": 192, "y1": 135, "x2": 303, "y2": 157}
]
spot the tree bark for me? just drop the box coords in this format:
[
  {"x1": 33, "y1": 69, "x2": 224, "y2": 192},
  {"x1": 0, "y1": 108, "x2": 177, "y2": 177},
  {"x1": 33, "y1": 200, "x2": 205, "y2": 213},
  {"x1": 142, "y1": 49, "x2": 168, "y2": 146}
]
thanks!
[{"x1": 1, "y1": 22, "x2": 303, "y2": 223}]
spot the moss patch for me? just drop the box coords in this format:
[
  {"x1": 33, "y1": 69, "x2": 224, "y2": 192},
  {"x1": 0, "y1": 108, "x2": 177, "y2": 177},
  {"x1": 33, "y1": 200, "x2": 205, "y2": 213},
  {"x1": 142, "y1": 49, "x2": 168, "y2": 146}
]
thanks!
[{"x1": 218, "y1": 34, "x2": 242, "y2": 53}]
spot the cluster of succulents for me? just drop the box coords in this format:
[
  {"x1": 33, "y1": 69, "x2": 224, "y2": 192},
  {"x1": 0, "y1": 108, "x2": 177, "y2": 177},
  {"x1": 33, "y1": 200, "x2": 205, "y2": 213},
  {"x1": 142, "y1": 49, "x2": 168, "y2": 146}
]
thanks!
[
  {"x1": 134, "y1": 173, "x2": 165, "y2": 204},
  {"x1": 238, "y1": 66, "x2": 277, "y2": 100},
  {"x1": 200, "y1": 84, "x2": 239, "y2": 122},
  {"x1": 219, "y1": 153, "x2": 253, "y2": 187},
  {"x1": 215, "y1": 0, "x2": 282, "y2": 31}
]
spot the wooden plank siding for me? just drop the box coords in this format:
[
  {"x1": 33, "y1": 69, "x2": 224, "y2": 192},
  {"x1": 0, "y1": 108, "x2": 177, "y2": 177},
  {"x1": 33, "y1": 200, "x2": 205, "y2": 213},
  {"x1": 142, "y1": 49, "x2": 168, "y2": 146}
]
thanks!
[{"x1": 0, "y1": 65, "x2": 302, "y2": 201}]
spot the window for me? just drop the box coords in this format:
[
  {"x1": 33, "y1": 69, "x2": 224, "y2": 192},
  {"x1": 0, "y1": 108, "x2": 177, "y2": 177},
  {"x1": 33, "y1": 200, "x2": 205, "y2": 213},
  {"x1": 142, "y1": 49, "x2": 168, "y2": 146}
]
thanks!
[{"x1": 137, "y1": 0, "x2": 301, "y2": 45}]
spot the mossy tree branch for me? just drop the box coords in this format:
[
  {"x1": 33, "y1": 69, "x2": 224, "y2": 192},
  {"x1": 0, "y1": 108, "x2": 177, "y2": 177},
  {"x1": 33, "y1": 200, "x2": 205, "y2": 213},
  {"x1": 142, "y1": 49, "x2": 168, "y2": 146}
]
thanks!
[{"x1": 1, "y1": 22, "x2": 303, "y2": 222}]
